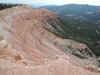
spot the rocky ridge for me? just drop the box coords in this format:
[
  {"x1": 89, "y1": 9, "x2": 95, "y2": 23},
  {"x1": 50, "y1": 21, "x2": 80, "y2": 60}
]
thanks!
[{"x1": 0, "y1": 5, "x2": 100, "y2": 75}]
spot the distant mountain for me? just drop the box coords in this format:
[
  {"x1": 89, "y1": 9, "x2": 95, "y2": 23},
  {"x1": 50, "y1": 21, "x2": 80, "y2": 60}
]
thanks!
[{"x1": 40, "y1": 4, "x2": 100, "y2": 56}]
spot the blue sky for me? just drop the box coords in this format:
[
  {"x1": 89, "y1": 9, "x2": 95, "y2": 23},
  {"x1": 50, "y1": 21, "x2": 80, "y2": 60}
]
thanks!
[{"x1": 0, "y1": 0, "x2": 100, "y2": 6}]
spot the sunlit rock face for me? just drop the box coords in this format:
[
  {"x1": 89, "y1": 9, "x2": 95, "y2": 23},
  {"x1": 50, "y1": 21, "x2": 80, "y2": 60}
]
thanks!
[{"x1": 0, "y1": 5, "x2": 100, "y2": 75}]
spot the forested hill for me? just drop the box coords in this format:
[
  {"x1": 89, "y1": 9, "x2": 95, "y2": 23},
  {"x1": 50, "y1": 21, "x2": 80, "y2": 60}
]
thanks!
[
  {"x1": 0, "y1": 3, "x2": 22, "y2": 10},
  {"x1": 40, "y1": 4, "x2": 100, "y2": 56}
]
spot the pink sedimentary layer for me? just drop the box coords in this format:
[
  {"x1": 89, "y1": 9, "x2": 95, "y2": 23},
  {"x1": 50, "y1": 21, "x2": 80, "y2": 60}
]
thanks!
[{"x1": 0, "y1": 6, "x2": 99, "y2": 75}]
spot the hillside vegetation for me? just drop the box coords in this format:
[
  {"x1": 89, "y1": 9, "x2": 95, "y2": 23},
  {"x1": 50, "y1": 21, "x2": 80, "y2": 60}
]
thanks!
[{"x1": 40, "y1": 4, "x2": 100, "y2": 56}]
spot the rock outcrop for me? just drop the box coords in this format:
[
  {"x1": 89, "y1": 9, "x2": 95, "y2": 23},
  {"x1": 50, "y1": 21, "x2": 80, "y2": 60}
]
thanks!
[{"x1": 0, "y1": 5, "x2": 100, "y2": 75}]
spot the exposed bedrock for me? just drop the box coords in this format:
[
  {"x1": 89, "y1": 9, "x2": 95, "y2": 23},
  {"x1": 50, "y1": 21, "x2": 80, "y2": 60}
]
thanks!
[{"x1": 0, "y1": 6, "x2": 99, "y2": 75}]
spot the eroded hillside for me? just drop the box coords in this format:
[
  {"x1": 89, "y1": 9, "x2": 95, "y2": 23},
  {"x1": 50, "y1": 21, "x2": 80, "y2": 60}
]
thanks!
[{"x1": 0, "y1": 5, "x2": 100, "y2": 75}]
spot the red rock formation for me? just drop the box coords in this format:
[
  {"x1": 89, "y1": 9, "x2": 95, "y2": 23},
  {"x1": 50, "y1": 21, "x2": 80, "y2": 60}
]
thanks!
[{"x1": 0, "y1": 6, "x2": 99, "y2": 75}]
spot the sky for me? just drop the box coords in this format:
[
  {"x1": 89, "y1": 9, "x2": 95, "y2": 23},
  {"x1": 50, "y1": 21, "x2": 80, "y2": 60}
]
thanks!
[{"x1": 0, "y1": 0, "x2": 100, "y2": 6}]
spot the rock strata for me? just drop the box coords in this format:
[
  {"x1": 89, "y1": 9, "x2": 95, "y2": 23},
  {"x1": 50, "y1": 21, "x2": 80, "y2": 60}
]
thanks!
[{"x1": 0, "y1": 6, "x2": 99, "y2": 75}]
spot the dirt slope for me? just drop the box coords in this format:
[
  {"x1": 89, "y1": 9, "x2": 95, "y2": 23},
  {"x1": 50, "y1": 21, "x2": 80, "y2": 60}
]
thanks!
[{"x1": 0, "y1": 6, "x2": 100, "y2": 75}]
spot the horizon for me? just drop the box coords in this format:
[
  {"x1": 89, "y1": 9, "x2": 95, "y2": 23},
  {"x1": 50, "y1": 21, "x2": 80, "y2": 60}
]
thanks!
[{"x1": 0, "y1": 0, "x2": 100, "y2": 6}]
